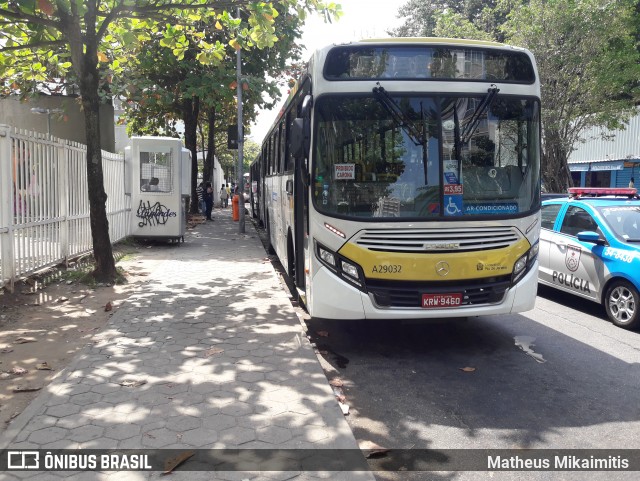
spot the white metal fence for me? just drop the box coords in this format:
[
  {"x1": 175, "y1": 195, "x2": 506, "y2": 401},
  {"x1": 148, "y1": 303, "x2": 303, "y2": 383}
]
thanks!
[{"x1": 0, "y1": 124, "x2": 131, "y2": 291}]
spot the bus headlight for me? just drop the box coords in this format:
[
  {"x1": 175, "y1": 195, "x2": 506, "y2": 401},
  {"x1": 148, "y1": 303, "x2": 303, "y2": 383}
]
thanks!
[
  {"x1": 341, "y1": 260, "x2": 359, "y2": 280},
  {"x1": 315, "y1": 241, "x2": 365, "y2": 290},
  {"x1": 318, "y1": 245, "x2": 336, "y2": 267},
  {"x1": 513, "y1": 255, "x2": 527, "y2": 277},
  {"x1": 512, "y1": 241, "x2": 539, "y2": 284}
]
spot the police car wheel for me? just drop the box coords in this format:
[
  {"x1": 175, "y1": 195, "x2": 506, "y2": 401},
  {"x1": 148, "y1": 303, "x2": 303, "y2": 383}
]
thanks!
[{"x1": 604, "y1": 280, "x2": 639, "y2": 329}]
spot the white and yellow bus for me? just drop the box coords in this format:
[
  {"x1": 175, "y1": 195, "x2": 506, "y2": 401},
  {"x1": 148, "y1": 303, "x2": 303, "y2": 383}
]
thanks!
[{"x1": 251, "y1": 38, "x2": 541, "y2": 320}]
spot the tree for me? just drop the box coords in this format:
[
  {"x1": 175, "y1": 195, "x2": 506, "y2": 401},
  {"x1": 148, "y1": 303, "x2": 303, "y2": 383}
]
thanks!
[
  {"x1": 391, "y1": 0, "x2": 502, "y2": 40},
  {"x1": 0, "y1": 0, "x2": 339, "y2": 282},
  {"x1": 431, "y1": 10, "x2": 493, "y2": 40},
  {"x1": 502, "y1": 0, "x2": 640, "y2": 191},
  {"x1": 113, "y1": 2, "x2": 338, "y2": 213},
  {"x1": 392, "y1": 0, "x2": 640, "y2": 192}
]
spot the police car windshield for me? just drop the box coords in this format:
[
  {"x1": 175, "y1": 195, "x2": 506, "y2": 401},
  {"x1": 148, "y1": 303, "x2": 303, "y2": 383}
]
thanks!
[{"x1": 596, "y1": 205, "x2": 640, "y2": 242}]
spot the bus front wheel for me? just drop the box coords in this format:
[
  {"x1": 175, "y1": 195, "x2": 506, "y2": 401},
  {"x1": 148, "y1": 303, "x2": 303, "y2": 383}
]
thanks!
[
  {"x1": 287, "y1": 234, "x2": 295, "y2": 281},
  {"x1": 266, "y1": 213, "x2": 275, "y2": 255}
]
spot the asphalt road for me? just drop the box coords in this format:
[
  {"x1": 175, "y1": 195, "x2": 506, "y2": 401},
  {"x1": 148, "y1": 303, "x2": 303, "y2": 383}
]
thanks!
[
  {"x1": 252, "y1": 218, "x2": 640, "y2": 481},
  {"x1": 303, "y1": 285, "x2": 640, "y2": 481}
]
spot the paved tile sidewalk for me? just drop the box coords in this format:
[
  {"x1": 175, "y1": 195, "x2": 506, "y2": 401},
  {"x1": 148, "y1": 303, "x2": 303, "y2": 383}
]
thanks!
[{"x1": 0, "y1": 207, "x2": 374, "y2": 481}]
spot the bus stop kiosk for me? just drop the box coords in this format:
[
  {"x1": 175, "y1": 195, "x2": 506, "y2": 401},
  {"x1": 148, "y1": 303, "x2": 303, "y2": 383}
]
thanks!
[{"x1": 124, "y1": 136, "x2": 191, "y2": 242}]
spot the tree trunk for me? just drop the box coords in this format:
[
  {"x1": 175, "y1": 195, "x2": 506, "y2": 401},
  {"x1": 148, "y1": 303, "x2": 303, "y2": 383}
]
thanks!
[
  {"x1": 203, "y1": 106, "x2": 216, "y2": 189},
  {"x1": 79, "y1": 55, "x2": 117, "y2": 281},
  {"x1": 182, "y1": 97, "x2": 200, "y2": 214},
  {"x1": 542, "y1": 129, "x2": 573, "y2": 193}
]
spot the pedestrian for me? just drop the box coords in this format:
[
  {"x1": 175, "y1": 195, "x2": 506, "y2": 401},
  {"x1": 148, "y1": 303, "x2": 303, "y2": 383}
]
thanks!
[
  {"x1": 196, "y1": 181, "x2": 205, "y2": 214},
  {"x1": 225, "y1": 184, "x2": 231, "y2": 204},
  {"x1": 630, "y1": 177, "x2": 635, "y2": 189},
  {"x1": 204, "y1": 182, "x2": 214, "y2": 221},
  {"x1": 219, "y1": 183, "x2": 229, "y2": 208}
]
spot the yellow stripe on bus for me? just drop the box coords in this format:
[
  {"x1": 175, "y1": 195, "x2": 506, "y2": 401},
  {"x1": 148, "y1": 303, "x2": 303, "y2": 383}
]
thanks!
[{"x1": 338, "y1": 239, "x2": 531, "y2": 281}]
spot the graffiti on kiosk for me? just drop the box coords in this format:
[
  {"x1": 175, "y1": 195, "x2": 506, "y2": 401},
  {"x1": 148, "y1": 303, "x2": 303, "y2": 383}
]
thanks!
[{"x1": 136, "y1": 200, "x2": 177, "y2": 227}]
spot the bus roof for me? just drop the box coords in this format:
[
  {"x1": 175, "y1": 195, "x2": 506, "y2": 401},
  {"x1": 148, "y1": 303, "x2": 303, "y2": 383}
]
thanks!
[
  {"x1": 316, "y1": 37, "x2": 523, "y2": 53},
  {"x1": 358, "y1": 37, "x2": 507, "y2": 48}
]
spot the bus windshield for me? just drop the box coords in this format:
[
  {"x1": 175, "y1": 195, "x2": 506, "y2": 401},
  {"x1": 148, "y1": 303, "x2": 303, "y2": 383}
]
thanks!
[{"x1": 312, "y1": 94, "x2": 540, "y2": 219}]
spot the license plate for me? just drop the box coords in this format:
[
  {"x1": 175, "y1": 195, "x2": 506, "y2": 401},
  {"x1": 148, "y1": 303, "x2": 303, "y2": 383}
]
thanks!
[{"x1": 422, "y1": 293, "x2": 463, "y2": 308}]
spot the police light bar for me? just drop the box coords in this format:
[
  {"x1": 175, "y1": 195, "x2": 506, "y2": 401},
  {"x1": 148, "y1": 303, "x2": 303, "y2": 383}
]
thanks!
[{"x1": 568, "y1": 187, "x2": 638, "y2": 198}]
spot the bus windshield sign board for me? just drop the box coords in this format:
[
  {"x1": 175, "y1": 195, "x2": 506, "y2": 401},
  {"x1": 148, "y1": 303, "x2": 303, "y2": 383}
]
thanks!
[{"x1": 324, "y1": 45, "x2": 535, "y2": 83}]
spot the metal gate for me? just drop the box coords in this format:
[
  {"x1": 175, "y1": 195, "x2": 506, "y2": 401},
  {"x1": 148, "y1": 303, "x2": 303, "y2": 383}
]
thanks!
[{"x1": 0, "y1": 125, "x2": 131, "y2": 291}]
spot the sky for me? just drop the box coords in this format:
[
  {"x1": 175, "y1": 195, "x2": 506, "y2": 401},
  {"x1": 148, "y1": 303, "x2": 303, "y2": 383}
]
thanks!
[{"x1": 248, "y1": 0, "x2": 408, "y2": 144}]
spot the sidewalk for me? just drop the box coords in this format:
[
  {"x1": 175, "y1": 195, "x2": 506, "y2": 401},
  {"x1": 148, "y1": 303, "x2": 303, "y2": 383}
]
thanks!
[{"x1": 0, "y1": 206, "x2": 374, "y2": 480}]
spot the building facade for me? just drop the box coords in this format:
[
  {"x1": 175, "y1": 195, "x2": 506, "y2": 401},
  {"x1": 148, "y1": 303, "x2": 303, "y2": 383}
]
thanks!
[
  {"x1": 0, "y1": 95, "x2": 115, "y2": 152},
  {"x1": 568, "y1": 108, "x2": 640, "y2": 188}
]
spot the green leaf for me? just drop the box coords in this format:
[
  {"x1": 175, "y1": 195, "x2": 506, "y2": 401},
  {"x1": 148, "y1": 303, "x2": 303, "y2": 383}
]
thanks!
[{"x1": 173, "y1": 47, "x2": 186, "y2": 60}]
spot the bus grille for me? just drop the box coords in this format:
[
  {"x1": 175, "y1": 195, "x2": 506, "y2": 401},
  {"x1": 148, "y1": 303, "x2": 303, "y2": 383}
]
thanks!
[
  {"x1": 366, "y1": 276, "x2": 511, "y2": 308},
  {"x1": 354, "y1": 227, "x2": 520, "y2": 253}
]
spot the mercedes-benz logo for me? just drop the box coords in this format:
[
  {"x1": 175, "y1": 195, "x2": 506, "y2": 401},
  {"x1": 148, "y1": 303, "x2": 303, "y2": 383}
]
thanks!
[{"x1": 436, "y1": 261, "x2": 450, "y2": 277}]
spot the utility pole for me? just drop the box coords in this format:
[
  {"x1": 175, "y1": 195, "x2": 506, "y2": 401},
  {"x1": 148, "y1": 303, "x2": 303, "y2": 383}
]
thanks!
[{"x1": 236, "y1": 7, "x2": 245, "y2": 234}]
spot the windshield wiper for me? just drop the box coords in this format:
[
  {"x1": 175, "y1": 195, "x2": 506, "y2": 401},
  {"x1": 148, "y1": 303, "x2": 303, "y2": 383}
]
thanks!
[
  {"x1": 372, "y1": 82, "x2": 430, "y2": 184},
  {"x1": 372, "y1": 83, "x2": 424, "y2": 146},
  {"x1": 459, "y1": 84, "x2": 500, "y2": 144}
]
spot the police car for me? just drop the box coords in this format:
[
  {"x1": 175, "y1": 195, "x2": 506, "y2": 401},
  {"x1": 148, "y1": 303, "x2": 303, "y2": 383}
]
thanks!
[{"x1": 539, "y1": 187, "x2": 640, "y2": 329}]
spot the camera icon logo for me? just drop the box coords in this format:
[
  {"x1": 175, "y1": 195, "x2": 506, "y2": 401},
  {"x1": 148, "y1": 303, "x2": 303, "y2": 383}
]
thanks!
[{"x1": 7, "y1": 451, "x2": 40, "y2": 469}]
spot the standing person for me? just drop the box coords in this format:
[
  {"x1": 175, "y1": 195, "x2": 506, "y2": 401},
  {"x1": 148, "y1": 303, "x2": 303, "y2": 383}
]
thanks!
[
  {"x1": 196, "y1": 181, "x2": 204, "y2": 214},
  {"x1": 630, "y1": 177, "x2": 635, "y2": 189},
  {"x1": 219, "y1": 183, "x2": 229, "y2": 208},
  {"x1": 225, "y1": 184, "x2": 231, "y2": 203},
  {"x1": 204, "y1": 182, "x2": 214, "y2": 221}
]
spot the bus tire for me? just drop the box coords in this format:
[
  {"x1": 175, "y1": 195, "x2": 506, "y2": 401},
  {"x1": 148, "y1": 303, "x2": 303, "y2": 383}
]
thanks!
[
  {"x1": 266, "y1": 213, "x2": 275, "y2": 255},
  {"x1": 287, "y1": 233, "x2": 295, "y2": 280}
]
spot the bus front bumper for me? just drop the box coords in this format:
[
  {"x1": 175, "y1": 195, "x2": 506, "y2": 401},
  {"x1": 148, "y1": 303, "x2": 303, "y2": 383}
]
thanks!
[{"x1": 309, "y1": 261, "x2": 538, "y2": 320}]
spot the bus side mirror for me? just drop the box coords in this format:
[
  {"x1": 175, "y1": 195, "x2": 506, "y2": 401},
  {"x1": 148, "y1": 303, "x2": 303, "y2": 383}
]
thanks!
[
  {"x1": 291, "y1": 95, "x2": 312, "y2": 159},
  {"x1": 291, "y1": 118, "x2": 311, "y2": 187},
  {"x1": 291, "y1": 118, "x2": 306, "y2": 159}
]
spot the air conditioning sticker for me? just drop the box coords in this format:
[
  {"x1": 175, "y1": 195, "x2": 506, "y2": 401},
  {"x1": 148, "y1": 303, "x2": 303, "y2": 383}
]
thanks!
[{"x1": 464, "y1": 203, "x2": 518, "y2": 215}]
